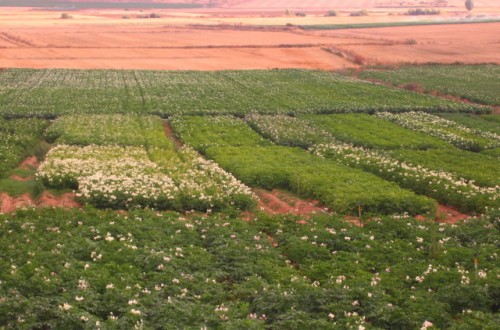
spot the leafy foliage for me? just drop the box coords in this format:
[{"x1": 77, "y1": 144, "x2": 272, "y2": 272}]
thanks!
[
  {"x1": 0, "y1": 69, "x2": 485, "y2": 118},
  {"x1": 0, "y1": 208, "x2": 498, "y2": 328},
  {"x1": 0, "y1": 118, "x2": 49, "y2": 178},
  {"x1": 302, "y1": 113, "x2": 449, "y2": 150},
  {"x1": 389, "y1": 148, "x2": 500, "y2": 187},
  {"x1": 170, "y1": 116, "x2": 271, "y2": 152},
  {"x1": 359, "y1": 64, "x2": 500, "y2": 106},
  {"x1": 206, "y1": 146, "x2": 436, "y2": 216},
  {"x1": 312, "y1": 143, "x2": 498, "y2": 213},
  {"x1": 376, "y1": 112, "x2": 500, "y2": 152}
]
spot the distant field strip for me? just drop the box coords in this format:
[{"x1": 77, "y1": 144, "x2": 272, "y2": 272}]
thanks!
[
  {"x1": 0, "y1": 69, "x2": 486, "y2": 118},
  {"x1": 0, "y1": 1, "x2": 203, "y2": 9},
  {"x1": 359, "y1": 64, "x2": 500, "y2": 106}
]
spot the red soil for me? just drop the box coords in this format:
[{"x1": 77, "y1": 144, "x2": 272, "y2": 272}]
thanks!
[
  {"x1": 0, "y1": 193, "x2": 35, "y2": 214},
  {"x1": 9, "y1": 156, "x2": 40, "y2": 181},
  {"x1": 435, "y1": 204, "x2": 470, "y2": 224},
  {"x1": 1, "y1": 6, "x2": 498, "y2": 70},
  {"x1": 0, "y1": 192, "x2": 81, "y2": 214},
  {"x1": 253, "y1": 188, "x2": 329, "y2": 217},
  {"x1": 19, "y1": 156, "x2": 39, "y2": 170}
]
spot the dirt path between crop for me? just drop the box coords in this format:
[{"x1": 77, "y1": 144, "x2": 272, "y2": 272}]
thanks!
[
  {"x1": 163, "y1": 121, "x2": 184, "y2": 148},
  {"x1": 9, "y1": 155, "x2": 39, "y2": 181},
  {"x1": 434, "y1": 205, "x2": 471, "y2": 224},
  {"x1": 253, "y1": 188, "x2": 329, "y2": 217},
  {"x1": 0, "y1": 192, "x2": 82, "y2": 214}
]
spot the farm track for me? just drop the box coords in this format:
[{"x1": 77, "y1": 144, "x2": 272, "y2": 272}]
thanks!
[
  {"x1": 0, "y1": 192, "x2": 81, "y2": 214},
  {"x1": 253, "y1": 188, "x2": 329, "y2": 217},
  {"x1": 163, "y1": 121, "x2": 184, "y2": 148}
]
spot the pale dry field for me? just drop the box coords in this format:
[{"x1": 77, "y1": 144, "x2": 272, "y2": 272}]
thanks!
[{"x1": 0, "y1": 0, "x2": 498, "y2": 70}]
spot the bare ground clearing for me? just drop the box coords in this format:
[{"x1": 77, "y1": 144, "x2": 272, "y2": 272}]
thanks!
[{"x1": 0, "y1": 5, "x2": 498, "y2": 70}]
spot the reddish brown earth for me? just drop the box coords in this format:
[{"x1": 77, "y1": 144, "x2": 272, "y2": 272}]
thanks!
[
  {"x1": 0, "y1": 192, "x2": 81, "y2": 214},
  {"x1": 9, "y1": 156, "x2": 40, "y2": 181},
  {"x1": 253, "y1": 188, "x2": 329, "y2": 217},
  {"x1": 435, "y1": 204, "x2": 471, "y2": 224},
  {"x1": 0, "y1": 193, "x2": 36, "y2": 214},
  {"x1": 0, "y1": 4, "x2": 498, "y2": 70},
  {"x1": 38, "y1": 192, "x2": 83, "y2": 209},
  {"x1": 0, "y1": 156, "x2": 82, "y2": 214}
]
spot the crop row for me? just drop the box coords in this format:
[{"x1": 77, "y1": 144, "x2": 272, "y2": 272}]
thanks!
[
  {"x1": 375, "y1": 112, "x2": 500, "y2": 152},
  {"x1": 0, "y1": 69, "x2": 487, "y2": 118},
  {"x1": 37, "y1": 115, "x2": 254, "y2": 211},
  {"x1": 45, "y1": 114, "x2": 172, "y2": 148},
  {"x1": 170, "y1": 116, "x2": 436, "y2": 215},
  {"x1": 0, "y1": 208, "x2": 498, "y2": 328},
  {"x1": 359, "y1": 64, "x2": 500, "y2": 106},
  {"x1": 0, "y1": 118, "x2": 48, "y2": 178},
  {"x1": 243, "y1": 114, "x2": 499, "y2": 213},
  {"x1": 312, "y1": 143, "x2": 499, "y2": 213},
  {"x1": 248, "y1": 113, "x2": 449, "y2": 150},
  {"x1": 437, "y1": 113, "x2": 500, "y2": 135}
]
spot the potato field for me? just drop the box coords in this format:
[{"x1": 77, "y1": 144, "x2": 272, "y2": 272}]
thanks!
[{"x1": 0, "y1": 67, "x2": 498, "y2": 329}]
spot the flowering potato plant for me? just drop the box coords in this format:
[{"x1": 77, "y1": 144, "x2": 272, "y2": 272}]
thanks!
[
  {"x1": 0, "y1": 69, "x2": 486, "y2": 118},
  {"x1": 375, "y1": 112, "x2": 500, "y2": 152},
  {"x1": 206, "y1": 146, "x2": 436, "y2": 216},
  {"x1": 0, "y1": 208, "x2": 498, "y2": 328},
  {"x1": 312, "y1": 143, "x2": 499, "y2": 213},
  {"x1": 37, "y1": 145, "x2": 178, "y2": 209},
  {"x1": 0, "y1": 118, "x2": 49, "y2": 177},
  {"x1": 302, "y1": 113, "x2": 449, "y2": 150},
  {"x1": 245, "y1": 114, "x2": 332, "y2": 148},
  {"x1": 37, "y1": 144, "x2": 255, "y2": 211},
  {"x1": 45, "y1": 114, "x2": 173, "y2": 148}
]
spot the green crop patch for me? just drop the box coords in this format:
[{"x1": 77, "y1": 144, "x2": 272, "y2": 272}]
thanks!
[
  {"x1": 389, "y1": 148, "x2": 500, "y2": 188},
  {"x1": 205, "y1": 146, "x2": 436, "y2": 216},
  {"x1": 45, "y1": 114, "x2": 173, "y2": 148},
  {"x1": 37, "y1": 115, "x2": 255, "y2": 212},
  {"x1": 170, "y1": 116, "x2": 272, "y2": 152},
  {"x1": 376, "y1": 112, "x2": 500, "y2": 152},
  {"x1": 0, "y1": 118, "x2": 49, "y2": 178},
  {"x1": 359, "y1": 64, "x2": 500, "y2": 106},
  {"x1": 1, "y1": 208, "x2": 498, "y2": 328},
  {"x1": 0, "y1": 69, "x2": 486, "y2": 118},
  {"x1": 302, "y1": 113, "x2": 449, "y2": 150},
  {"x1": 437, "y1": 113, "x2": 500, "y2": 135},
  {"x1": 312, "y1": 143, "x2": 499, "y2": 213}
]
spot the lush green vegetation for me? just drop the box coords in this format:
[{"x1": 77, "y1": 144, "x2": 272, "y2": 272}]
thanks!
[
  {"x1": 0, "y1": 64, "x2": 499, "y2": 329},
  {"x1": 376, "y1": 112, "x2": 499, "y2": 152},
  {"x1": 0, "y1": 69, "x2": 485, "y2": 118},
  {"x1": 0, "y1": 208, "x2": 498, "y2": 329},
  {"x1": 170, "y1": 116, "x2": 271, "y2": 152},
  {"x1": 37, "y1": 115, "x2": 255, "y2": 212},
  {"x1": 359, "y1": 64, "x2": 500, "y2": 106},
  {"x1": 45, "y1": 115, "x2": 172, "y2": 148},
  {"x1": 312, "y1": 143, "x2": 498, "y2": 213},
  {"x1": 302, "y1": 114, "x2": 449, "y2": 150},
  {"x1": 389, "y1": 148, "x2": 500, "y2": 187},
  {"x1": 206, "y1": 146, "x2": 436, "y2": 216},
  {"x1": 0, "y1": 118, "x2": 49, "y2": 178},
  {"x1": 246, "y1": 114, "x2": 332, "y2": 148},
  {"x1": 438, "y1": 113, "x2": 500, "y2": 135}
]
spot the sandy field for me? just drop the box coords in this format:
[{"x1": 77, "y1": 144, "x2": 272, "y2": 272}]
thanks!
[{"x1": 0, "y1": 0, "x2": 499, "y2": 70}]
